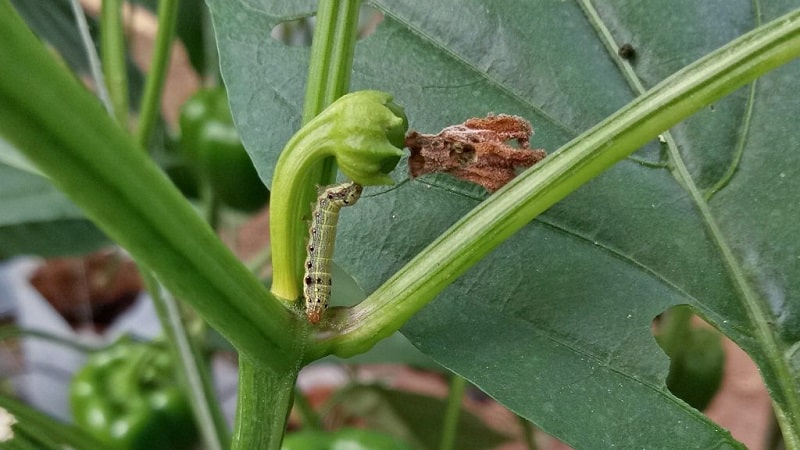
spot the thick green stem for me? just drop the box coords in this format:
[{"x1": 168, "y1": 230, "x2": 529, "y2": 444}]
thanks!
[
  {"x1": 231, "y1": 357, "x2": 300, "y2": 450},
  {"x1": 136, "y1": 0, "x2": 179, "y2": 149},
  {"x1": 243, "y1": 3, "x2": 367, "y2": 447},
  {"x1": 100, "y1": 0, "x2": 128, "y2": 126},
  {"x1": 0, "y1": 0, "x2": 294, "y2": 365}
]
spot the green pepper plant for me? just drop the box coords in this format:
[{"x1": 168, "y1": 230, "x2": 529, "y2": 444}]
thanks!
[{"x1": 2, "y1": 0, "x2": 800, "y2": 449}]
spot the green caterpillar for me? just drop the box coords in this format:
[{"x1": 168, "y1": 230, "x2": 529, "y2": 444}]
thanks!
[{"x1": 304, "y1": 181, "x2": 363, "y2": 324}]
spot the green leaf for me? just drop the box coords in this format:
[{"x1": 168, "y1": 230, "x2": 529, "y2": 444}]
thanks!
[
  {"x1": 337, "y1": 385, "x2": 509, "y2": 450},
  {"x1": 10, "y1": 0, "x2": 146, "y2": 107},
  {"x1": 0, "y1": 163, "x2": 107, "y2": 258},
  {"x1": 210, "y1": 0, "x2": 800, "y2": 447},
  {"x1": 10, "y1": 0, "x2": 93, "y2": 75}
]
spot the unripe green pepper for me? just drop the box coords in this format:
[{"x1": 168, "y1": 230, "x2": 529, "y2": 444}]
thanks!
[
  {"x1": 70, "y1": 337, "x2": 198, "y2": 450},
  {"x1": 282, "y1": 428, "x2": 414, "y2": 450},
  {"x1": 179, "y1": 87, "x2": 269, "y2": 211}
]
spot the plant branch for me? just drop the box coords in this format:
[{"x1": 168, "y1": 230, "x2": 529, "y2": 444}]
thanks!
[
  {"x1": 270, "y1": 0, "x2": 364, "y2": 302},
  {"x1": 68, "y1": 0, "x2": 113, "y2": 115},
  {"x1": 439, "y1": 375, "x2": 466, "y2": 450},
  {"x1": 269, "y1": 91, "x2": 405, "y2": 302},
  {"x1": 135, "y1": 0, "x2": 179, "y2": 149},
  {"x1": 0, "y1": 1, "x2": 294, "y2": 366},
  {"x1": 100, "y1": 0, "x2": 128, "y2": 126},
  {"x1": 144, "y1": 272, "x2": 229, "y2": 450},
  {"x1": 231, "y1": 357, "x2": 300, "y2": 450}
]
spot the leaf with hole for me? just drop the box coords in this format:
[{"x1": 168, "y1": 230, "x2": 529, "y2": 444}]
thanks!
[{"x1": 209, "y1": 0, "x2": 800, "y2": 447}]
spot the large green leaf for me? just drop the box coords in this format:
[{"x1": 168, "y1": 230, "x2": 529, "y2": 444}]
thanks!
[
  {"x1": 0, "y1": 162, "x2": 107, "y2": 258},
  {"x1": 209, "y1": 0, "x2": 800, "y2": 447}
]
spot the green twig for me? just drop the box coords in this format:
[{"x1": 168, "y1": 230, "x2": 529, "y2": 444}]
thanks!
[
  {"x1": 293, "y1": 387, "x2": 322, "y2": 431},
  {"x1": 100, "y1": 0, "x2": 128, "y2": 126},
  {"x1": 240, "y1": 2, "x2": 364, "y2": 447},
  {"x1": 0, "y1": 324, "x2": 98, "y2": 354},
  {"x1": 270, "y1": 0, "x2": 363, "y2": 300},
  {"x1": 517, "y1": 416, "x2": 539, "y2": 450},
  {"x1": 144, "y1": 271, "x2": 229, "y2": 450},
  {"x1": 302, "y1": 0, "x2": 361, "y2": 124},
  {"x1": 439, "y1": 375, "x2": 466, "y2": 450},
  {"x1": 136, "y1": 0, "x2": 179, "y2": 149},
  {"x1": 68, "y1": 0, "x2": 112, "y2": 115}
]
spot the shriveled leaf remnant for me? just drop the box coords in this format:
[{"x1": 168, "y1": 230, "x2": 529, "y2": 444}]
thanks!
[{"x1": 405, "y1": 114, "x2": 546, "y2": 192}]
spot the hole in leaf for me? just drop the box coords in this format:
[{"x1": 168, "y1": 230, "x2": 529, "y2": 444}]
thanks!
[
  {"x1": 653, "y1": 305, "x2": 725, "y2": 410},
  {"x1": 652, "y1": 305, "x2": 773, "y2": 449}
]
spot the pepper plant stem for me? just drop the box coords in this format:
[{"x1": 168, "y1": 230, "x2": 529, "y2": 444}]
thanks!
[
  {"x1": 439, "y1": 375, "x2": 466, "y2": 450},
  {"x1": 232, "y1": 357, "x2": 300, "y2": 450},
  {"x1": 145, "y1": 272, "x2": 229, "y2": 450},
  {"x1": 135, "y1": 0, "x2": 178, "y2": 149},
  {"x1": 100, "y1": 0, "x2": 128, "y2": 126},
  {"x1": 249, "y1": 2, "x2": 363, "y2": 447}
]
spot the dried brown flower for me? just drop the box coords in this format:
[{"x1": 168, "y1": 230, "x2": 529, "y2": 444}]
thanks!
[{"x1": 405, "y1": 114, "x2": 546, "y2": 192}]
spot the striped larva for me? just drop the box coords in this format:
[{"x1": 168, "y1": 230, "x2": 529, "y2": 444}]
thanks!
[{"x1": 304, "y1": 181, "x2": 363, "y2": 324}]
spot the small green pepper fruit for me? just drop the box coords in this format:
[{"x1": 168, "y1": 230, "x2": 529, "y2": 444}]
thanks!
[
  {"x1": 179, "y1": 87, "x2": 269, "y2": 211},
  {"x1": 282, "y1": 428, "x2": 414, "y2": 450},
  {"x1": 70, "y1": 337, "x2": 198, "y2": 450}
]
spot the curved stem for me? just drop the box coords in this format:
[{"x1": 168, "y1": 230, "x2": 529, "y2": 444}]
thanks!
[
  {"x1": 270, "y1": 0, "x2": 364, "y2": 302},
  {"x1": 269, "y1": 91, "x2": 405, "y2": 302},
  {"x1": 100, "y1": 0, "x2": 128, "y2": 126},
  {"x1": 136, "y1": 0, "x2": 179, "y2": 149},
  {"x1": 239, "y1": 2, "x2": 366, "y2": 448}
]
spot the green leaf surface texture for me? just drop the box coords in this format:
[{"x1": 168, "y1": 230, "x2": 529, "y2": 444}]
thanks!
[
  {"x1": 0, "y1": 163, "x2": 107, "y2": 258},
  {"x1": 210, "y1": 0, "x2": 800, "y2": 447}
]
